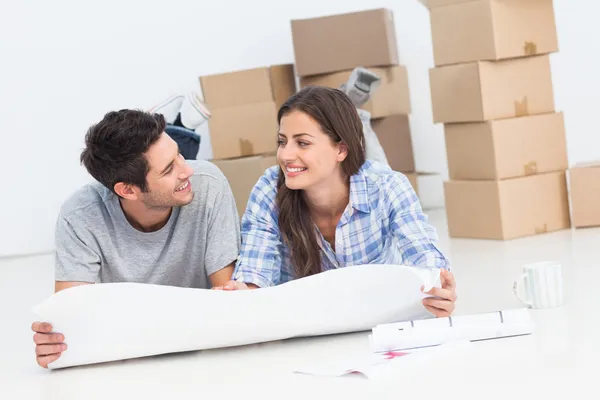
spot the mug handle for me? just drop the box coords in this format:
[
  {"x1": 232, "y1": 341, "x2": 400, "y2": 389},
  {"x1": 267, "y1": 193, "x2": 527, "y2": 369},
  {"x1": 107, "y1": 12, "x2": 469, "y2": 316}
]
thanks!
[{"x1": 513, "y1": 273, "x2": 533, "y2": 307}]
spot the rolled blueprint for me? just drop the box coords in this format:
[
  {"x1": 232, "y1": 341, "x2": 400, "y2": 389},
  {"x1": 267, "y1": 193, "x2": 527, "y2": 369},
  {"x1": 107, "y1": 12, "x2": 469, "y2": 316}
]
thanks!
[{"x1": 33, "y1": 264, "x2": 441, "y2": 369}]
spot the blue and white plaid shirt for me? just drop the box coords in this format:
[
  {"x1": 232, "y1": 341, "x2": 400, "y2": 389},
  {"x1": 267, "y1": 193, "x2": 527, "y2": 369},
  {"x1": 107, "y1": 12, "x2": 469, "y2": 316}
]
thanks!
[{"x1": 232, "y1": 160, "x2": 449, "y2": 287}]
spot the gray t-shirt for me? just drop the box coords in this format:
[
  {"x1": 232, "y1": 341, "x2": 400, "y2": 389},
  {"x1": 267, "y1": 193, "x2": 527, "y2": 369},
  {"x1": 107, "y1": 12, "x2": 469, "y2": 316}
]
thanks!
[{"x1": 54, "y1": 160, "x2": 240, "y2": 289}]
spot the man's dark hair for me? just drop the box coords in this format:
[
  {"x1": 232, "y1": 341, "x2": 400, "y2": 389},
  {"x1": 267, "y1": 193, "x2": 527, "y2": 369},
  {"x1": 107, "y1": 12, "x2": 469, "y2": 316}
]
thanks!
[{"x1": 80, "y1": 109, "x2": 166, "y2": 193}]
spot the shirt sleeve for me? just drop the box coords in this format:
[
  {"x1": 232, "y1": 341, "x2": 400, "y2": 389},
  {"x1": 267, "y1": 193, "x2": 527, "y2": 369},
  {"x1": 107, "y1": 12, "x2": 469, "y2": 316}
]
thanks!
[
  {"x1": 232, "y1": 170, "x2": 283, "y2": 287},
  {"x1": 204, "y1": 177, "x2": 242, "y2": 276},
  {"x1": 54, "y1": 215, "x2": 102, "y2": 282},
  {"x1": 386, "y1": 172, "x2": 450, "y2": 270}
]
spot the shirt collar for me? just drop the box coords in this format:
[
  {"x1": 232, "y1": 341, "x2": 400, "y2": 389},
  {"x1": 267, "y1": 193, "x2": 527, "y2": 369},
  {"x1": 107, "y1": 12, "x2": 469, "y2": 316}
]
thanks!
[{"x1": 349, "y1": 166, "x2": 371, "y2": 213}]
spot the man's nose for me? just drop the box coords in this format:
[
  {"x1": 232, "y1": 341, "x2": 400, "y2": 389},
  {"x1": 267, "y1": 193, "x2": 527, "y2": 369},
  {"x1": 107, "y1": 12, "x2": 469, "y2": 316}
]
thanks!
[{"x1": 179, "y1": 162, "x2": 194, "y2": 180}]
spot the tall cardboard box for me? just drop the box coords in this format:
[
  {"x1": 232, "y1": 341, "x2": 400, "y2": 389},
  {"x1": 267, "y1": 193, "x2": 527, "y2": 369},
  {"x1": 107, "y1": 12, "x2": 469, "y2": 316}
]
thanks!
[
  {"x1": 405, "y1": 173, "x2": 419, "y2": 195},
  {"x1": 299, "y1": 66, "x2": 411, "y2": 118},
  {"x1": 371, "y1": 115, "x2": 415, "y2": 173},
  {"x1": 200, "y1": 65, "x2": 295, "y2": 159},
  {"x1": 430, "y1": 54, "x2": 554, "y2": 123},
  {"x1": 421, "y1": 0, "x2": 558, "y2": 67},
  {"x1": 444, "y1": 171, "x2": 570, "y2": 240},
  {"x1": 212, "y1": 155, "x2": 278, "y2": 217},
  {"x1": 291, "y1": 9, "x2": 399, "y2": 77},
  {"x1": 445, "y1": 112, "x2": 568, "y2": 180},
  {"x1": 569, "y1": 163, "x2": 600, "y2": 228}
]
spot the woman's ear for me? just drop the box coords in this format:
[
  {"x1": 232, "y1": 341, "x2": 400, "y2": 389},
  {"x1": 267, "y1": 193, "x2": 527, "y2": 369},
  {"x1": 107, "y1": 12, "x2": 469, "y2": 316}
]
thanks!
[{"x1": 337, "y1": 142, "x2": 349, "y2": 163}]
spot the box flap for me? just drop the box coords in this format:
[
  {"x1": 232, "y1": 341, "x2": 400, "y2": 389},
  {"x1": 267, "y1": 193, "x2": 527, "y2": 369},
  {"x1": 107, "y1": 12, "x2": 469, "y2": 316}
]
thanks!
[
  {"x1": 208, "y1": 102, "x2": 278, "y2": 160},
  {"x1": 420, "y1": 0, "x2": 478, "y2": 9},
  {"x1": 572, "y1": 160, "x2": 600, "y2": 169},
  {"x1": 268, "y1": 64, "x2": 296, "y2": 111},
  {"x1": 212, "y1": 155, "x2": 277, "y2": 217},
  {"x1": 291, "y1": 8, "x2": 398, "y2": 76},
  {"x1": 200, "y1": 67, "x2": 274, "y2": 109}
]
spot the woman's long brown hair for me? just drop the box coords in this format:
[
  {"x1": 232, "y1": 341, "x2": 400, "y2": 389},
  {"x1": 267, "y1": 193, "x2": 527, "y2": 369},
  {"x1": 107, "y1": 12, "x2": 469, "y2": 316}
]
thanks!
[{"x1": 276, "y1": 86, "x2": 366, "y2": 279}]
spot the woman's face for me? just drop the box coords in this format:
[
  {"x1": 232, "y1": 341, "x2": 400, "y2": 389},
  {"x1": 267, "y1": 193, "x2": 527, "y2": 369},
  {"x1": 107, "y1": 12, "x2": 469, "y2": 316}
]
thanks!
[{"x1": 277, "y1": 110, "x2": 347, "y2": 191}]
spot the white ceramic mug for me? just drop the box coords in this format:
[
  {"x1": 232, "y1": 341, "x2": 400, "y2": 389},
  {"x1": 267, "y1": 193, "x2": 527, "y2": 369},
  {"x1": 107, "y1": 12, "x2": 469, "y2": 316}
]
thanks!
[{"x1": 513, "y1": 261, "x2": 564, "y2": 309}]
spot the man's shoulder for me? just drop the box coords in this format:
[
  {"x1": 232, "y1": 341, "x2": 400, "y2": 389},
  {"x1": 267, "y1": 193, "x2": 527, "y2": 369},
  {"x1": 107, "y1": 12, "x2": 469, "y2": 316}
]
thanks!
[
  {"x1": 188, "y1": 160, "x2": 229, "y2": 189},
  {"x1": 60, "y1": 181, "x2": 113, "y2": 221}
]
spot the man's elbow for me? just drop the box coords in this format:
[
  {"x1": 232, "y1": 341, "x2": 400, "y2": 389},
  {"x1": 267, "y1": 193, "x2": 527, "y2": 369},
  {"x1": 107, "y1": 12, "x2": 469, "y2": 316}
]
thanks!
[{"x1": 54, "y1": 281, "x2": 92, "y2": 293}]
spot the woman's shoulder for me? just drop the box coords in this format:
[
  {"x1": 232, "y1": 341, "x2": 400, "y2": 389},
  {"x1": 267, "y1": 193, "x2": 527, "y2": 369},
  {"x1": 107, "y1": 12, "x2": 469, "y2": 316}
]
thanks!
[
  {"x1": 245, "y1": 165, "x2": 280, "y2": 212},
  {"x1": 359, "y1": 160, "x2": 412, "y2": 191}
]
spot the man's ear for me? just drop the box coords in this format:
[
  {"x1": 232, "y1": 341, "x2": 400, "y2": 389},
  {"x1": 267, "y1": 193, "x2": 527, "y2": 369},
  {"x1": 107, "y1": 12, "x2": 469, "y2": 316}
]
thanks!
[
  {"x1": 114, "y1": 182, "x2": 138, "y2": 201},
  {"x1": 337, "y1": 142, "x2": 349, "y2": 163}
]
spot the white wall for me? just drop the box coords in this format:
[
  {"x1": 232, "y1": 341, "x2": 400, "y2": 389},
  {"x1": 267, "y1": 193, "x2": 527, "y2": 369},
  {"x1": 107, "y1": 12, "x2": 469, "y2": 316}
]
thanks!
[{"x1": 0, "y1": 0, "x2": 596, "y2": 257}]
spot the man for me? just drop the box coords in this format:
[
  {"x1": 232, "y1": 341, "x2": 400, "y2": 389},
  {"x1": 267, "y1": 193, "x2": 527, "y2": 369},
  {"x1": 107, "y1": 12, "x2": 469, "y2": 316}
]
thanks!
[{"x1": 31, "y1": 109, "x2": 241, "y2": 368}]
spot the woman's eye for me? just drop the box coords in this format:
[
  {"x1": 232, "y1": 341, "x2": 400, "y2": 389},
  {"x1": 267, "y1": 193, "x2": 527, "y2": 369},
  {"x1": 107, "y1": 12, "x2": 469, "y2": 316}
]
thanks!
[{"x1": 298, "y1": 141, "x2": 309, "y2": 147}]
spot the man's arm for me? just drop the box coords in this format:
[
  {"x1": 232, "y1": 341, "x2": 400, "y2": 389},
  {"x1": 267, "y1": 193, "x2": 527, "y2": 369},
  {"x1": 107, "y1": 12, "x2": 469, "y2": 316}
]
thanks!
[
  {"x1": 203, "y1": 173, "x2": 242, "y2": 284},
  {"x1": 55, "y1": 281, "x2": 92, "y2": 293},
  {"x1": 208, "y1": 263, "x2": 234, "y2": 288},
  {"x1": 33, "y1": 214, "x2": 100, "y2": 368}
]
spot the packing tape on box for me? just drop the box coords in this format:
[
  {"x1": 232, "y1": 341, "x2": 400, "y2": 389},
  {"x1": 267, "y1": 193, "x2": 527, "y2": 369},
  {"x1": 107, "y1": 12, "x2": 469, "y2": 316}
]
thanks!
[
  {"x1": 535, "y1": 224, "x2": 548, "y2": 234},
  {"x1": 514, "y1": 97, "x2": 529, "y2": 117},
  {"x1": 524, "y1": 161, "x2": 538, "y2": 176},
  {"x1": 384, "y1": 68, "x2": 394, "y2": 83},
  {"x1": 523, "y1": 41, "x2": 538, "y2": 56},
  {"x1": 240, "y1": 139, "x2": 254, "y2": 156}
]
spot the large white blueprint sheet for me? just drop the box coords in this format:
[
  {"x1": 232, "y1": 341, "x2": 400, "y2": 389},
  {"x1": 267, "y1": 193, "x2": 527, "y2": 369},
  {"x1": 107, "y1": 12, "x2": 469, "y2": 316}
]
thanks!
[{"x1": 33, "y1": 264, "x2": 441, "y2": 369}]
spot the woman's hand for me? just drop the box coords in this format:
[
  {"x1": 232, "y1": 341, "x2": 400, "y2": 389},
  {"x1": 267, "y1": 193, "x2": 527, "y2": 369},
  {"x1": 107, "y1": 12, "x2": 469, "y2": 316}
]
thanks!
[
  {"x1": 422, "y1": 269, "x2": 457, "y2": 318},
  {"x1": 212, "y1": 280, "x2": 256, "y2": 291}
]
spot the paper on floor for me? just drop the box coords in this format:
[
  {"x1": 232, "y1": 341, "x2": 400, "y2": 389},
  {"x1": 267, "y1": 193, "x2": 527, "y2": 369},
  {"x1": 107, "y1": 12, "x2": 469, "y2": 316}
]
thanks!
[
  {"x1": 32, "y1": 264, "x2": 441, "y2": 369},
  {"x1": 370, "y1": 308, "x2": 534, "y2": 352},
  {"x1": 294, "y1": 340, "x2": 472, "y2": 379}
]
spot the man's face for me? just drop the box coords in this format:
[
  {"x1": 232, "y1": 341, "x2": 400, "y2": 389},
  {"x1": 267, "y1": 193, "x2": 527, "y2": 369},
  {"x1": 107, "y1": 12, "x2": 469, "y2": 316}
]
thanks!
[{"x1": 140, "y1": 132, "x2": 194, "y2": 209}]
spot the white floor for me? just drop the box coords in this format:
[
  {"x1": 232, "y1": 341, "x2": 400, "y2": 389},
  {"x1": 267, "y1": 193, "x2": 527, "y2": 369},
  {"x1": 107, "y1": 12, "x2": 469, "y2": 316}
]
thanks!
[{"x1": 1, "y1": 208, "x2": 598, "y2": 397}]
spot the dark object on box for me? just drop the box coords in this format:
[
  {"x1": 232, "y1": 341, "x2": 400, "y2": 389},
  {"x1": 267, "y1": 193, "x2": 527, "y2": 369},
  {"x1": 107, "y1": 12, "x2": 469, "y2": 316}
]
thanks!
[{"x1": 165, "y1": 125, "x2": 200, "y2": 160}]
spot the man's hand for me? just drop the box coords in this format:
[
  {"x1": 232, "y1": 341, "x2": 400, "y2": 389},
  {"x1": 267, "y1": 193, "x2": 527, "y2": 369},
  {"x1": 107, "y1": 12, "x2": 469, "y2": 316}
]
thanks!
[
  {"x1": 32, "y1": 322, "x2": 66, "y2": 368},
  {"x1": 212, "y1": 280, "x2": 258, "y2": 291},
  {"x1": 422, "y1": 269, "x2": 457, "y2": 318}
]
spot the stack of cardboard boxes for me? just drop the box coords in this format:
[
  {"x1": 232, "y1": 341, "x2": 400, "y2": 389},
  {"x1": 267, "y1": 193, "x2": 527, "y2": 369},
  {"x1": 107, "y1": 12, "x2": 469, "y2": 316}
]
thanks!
[
  {"x1": 569, "y1": 162, "x2": 600, "y2": 229},
  {"x1": 422, "y1": 0, "x2": 571, "y2": 240},
  {"x1": 199, "y1": 65, "x2": 296, "y2": 216},
  {"x1": 290, "y1": 9, "x2": 420, "y2": 193}
]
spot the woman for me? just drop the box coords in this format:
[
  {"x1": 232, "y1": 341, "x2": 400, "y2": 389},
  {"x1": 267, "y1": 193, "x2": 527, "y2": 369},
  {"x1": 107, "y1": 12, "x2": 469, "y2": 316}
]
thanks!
[{"x1": 221, "y1": 86, "x2": 456, "y2": 317}]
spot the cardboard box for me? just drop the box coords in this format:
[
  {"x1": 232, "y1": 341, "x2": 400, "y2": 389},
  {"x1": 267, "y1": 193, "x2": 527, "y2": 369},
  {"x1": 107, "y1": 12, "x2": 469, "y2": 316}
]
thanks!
[
  {"x1": 291, "y1": 9, "x2": 399, "y2": 77},
  {"x1": 299, "y1": 66, "x2": 411, "y2": 118},
  {"x1": 569, "y1": 163, "x2": 600, "y2": 228},
  {"x1": 422, "y1": 0, "x2": 558, "y2": 67},
  {"x1": 444, "y1": 171, "x2": 570, "y2": 240},
  {"x1": 199, "y1": 65, "x2": 295, "y2": 159},
  {"x1": 200, "y1": 64, "x2": 295, "y2": 110},
  {"x1": 445, "y1": 112, "x2": 568, "y2": 180},
  {"x1": 212, "y1": 155, "x2": 278, "y2": 217},
  {"x1": 430, "y1": 54, "x2": 554, "y2": 123},
  {"x1": 371, "y1": 115, "x2": 415, "y2": 173},
  {"x1": 404, "y1": 172, "x2": 445, "y2": 210},
  {"x1": 405, "y1": 173, "x2": 419, "y2": 195},
  {"x1": 208, "y1": 102, "x2": 278, "y2": 160}
]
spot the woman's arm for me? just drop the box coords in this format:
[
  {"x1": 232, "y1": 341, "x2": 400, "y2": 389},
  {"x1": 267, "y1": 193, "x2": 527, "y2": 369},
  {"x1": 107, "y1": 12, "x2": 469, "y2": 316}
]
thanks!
[
  {"x1": 385, "y1": 172, "x2": 456, "y2": 317},
  {"x1": 230, "y1": 171, "x2": 284, "y2": 288},
  {"x1": 386, "y1": 172, "x2": 450, "y2": 270}
]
